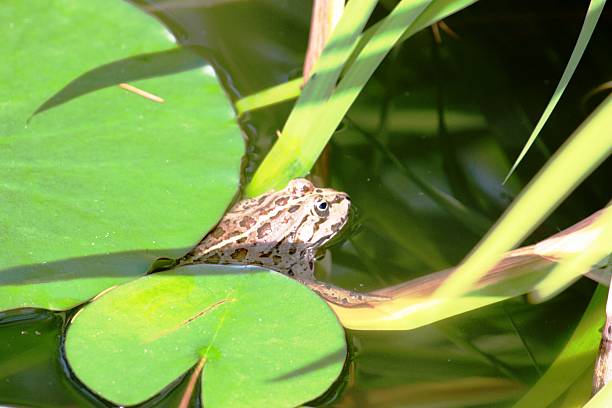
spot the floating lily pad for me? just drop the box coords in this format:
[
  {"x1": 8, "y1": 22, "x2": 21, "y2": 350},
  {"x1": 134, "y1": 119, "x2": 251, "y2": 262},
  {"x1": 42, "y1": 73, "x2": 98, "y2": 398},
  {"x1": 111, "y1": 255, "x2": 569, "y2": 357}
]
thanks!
[
  {"x1": 0, "y1": 1, "x2": 244, "y2": 311},
  {"x1": 65, "y1": 265, "x2": 347, "y2": 407}
]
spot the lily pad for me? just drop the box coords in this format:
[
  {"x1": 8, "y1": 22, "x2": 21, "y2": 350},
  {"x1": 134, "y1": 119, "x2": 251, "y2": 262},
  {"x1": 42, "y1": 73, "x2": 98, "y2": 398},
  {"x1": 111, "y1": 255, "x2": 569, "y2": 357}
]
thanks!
[
  {"x1": 0, "y1": 1, "x2": 244, "y2": 311},
  {"x1": 65, "y1": 265, "x2": 347, "y2": 407}
]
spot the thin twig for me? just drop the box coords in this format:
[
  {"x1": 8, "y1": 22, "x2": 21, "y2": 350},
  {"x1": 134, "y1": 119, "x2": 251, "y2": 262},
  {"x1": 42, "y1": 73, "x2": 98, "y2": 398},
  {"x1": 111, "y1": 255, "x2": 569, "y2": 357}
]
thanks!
[
  {"x1": 118, "y1": 83, "x2": 165, "y2": 103},
  {"x1": 179, "y1": 356, "x2": 208, "y2": 408}
]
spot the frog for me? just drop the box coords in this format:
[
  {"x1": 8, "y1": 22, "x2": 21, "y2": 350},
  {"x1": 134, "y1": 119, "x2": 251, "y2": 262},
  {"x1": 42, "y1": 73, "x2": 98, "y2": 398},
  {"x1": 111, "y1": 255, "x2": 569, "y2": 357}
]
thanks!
[{"x1": 177, "y1": 178, "x2": 385, "y2": 306}]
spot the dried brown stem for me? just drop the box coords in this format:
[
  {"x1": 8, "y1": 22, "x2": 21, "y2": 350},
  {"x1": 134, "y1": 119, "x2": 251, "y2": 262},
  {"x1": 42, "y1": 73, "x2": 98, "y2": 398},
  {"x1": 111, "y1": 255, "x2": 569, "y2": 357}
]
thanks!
[{"x1": 303, "y1": 0, "x2": 343, "y2": 81}]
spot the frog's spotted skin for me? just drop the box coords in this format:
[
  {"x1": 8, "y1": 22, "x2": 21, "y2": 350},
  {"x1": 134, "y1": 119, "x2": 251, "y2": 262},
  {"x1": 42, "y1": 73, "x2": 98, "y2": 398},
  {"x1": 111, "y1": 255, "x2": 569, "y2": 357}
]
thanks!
[{"x1": 178, "y1": 178, "x2": 382, "y2": 306}]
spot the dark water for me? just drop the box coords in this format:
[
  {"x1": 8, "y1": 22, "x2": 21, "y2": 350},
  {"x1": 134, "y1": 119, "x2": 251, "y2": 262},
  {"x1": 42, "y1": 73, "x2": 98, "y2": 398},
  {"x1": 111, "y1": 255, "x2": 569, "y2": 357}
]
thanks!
[{"x1": 1, "y1": 0, "x2": 610, "y2": 406}]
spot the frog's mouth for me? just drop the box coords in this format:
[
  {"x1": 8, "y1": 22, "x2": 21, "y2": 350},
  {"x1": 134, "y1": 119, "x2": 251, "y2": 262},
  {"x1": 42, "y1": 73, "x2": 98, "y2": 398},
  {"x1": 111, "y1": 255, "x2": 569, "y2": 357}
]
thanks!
[{"x1": 318, "y1": 204, "x2": 359, "y2": 250}]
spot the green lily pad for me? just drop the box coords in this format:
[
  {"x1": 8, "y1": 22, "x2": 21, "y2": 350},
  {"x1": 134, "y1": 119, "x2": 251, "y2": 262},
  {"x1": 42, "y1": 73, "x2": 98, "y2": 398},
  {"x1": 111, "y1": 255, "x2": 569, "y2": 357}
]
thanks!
[
  {"x1": 0, "y1": 1, "x2": 244, "y2": 311},
  {"x1": 65, "y1": 265, "x2": 346, "y2": 407}
]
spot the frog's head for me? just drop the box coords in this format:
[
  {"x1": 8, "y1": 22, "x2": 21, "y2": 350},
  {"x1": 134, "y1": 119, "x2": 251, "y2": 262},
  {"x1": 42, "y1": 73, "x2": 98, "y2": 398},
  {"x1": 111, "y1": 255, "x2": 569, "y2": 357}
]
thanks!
[{"x1": 285, "y1": 178, "x2": 352, "y2": 250}]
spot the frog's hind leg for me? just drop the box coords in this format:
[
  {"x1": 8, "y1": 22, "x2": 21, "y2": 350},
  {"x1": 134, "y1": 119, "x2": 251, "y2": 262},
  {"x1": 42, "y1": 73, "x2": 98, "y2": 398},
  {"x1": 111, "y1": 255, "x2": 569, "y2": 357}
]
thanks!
[
  {"x1": 297, "y1": 279, "x2": 389, "y2": 307},
  {"x1": 289, "y1": 259, "x2": 388, "y2": 306}
]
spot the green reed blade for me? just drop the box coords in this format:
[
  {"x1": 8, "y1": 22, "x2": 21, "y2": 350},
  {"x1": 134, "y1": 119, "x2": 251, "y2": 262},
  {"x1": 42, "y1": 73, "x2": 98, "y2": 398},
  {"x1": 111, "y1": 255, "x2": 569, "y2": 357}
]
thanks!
[
  {"x1": 246, "y1": 0, "x2": 479, "y2": 197},
  {"x1": 435, "y1": 95, "x2": 612, "y2": 300},
  {"x1": 235, "y1": 78, "x2": 302, "y2": 116},
  {"x1": 503, "y1": 0, "x2": 607, "y2": 183},
  {"x1": 512, "y1": 285, "x2": 606, "y2": 408}
]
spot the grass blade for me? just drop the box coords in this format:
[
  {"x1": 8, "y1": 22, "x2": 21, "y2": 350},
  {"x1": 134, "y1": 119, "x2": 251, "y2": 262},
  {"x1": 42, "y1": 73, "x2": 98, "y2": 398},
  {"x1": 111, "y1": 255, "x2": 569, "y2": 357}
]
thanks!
[
  {"x1": 235, "y1": 78, "x2": 302, "y2": 116},
  {"x1": 530, "y1": 205, "x2": 612, "y2": 302},
  {"x1": 556, "y1": 365, "x2": 595, "y2": 408},
  {"x1": 503, "y1": 0, "x2": 607, "y2": 183},
  {"x1": 246, "y1": 0, "x2": 479, "y2": 196},
  {"x1": 512, "y1": 285, "x2": 606, "y2": 408},
  {"x1": 331, "y1": 209, "x2": 607, "y2": 330},
  {"x1": 585, "y1": 381, "x2": 612, "y2": 407},
  {"x1": 434, "y1": 95, "x2": 612, "y2": 299},
  {"x1": 235, "y1": 0, "x2": 479, "y2": 119}
]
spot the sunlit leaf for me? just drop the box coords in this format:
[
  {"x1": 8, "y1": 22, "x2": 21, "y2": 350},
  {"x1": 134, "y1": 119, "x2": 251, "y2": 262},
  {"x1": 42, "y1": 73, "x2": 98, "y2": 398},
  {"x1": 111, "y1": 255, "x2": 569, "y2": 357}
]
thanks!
[
  {"x1": 65, "y1": 265, "x2": 346, "y2": 407},
  {"x1": 0, "y1": 0, "x2": 243, "y2": 311}
]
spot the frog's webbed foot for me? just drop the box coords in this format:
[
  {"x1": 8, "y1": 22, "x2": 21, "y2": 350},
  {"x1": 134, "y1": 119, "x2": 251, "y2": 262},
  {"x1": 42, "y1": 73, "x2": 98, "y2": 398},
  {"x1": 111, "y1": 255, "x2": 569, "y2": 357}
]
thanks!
[{"x1": 297, "y1": 279, "x2": 389, "y2": 307}]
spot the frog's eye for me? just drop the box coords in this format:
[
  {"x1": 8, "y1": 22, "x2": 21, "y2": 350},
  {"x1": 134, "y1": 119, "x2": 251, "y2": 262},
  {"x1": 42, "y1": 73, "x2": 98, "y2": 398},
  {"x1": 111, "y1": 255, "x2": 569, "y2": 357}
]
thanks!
[{"x1": 314, "y1": 199, "x2": 329, "y2": 216}]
